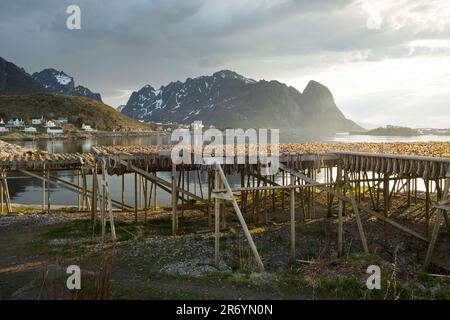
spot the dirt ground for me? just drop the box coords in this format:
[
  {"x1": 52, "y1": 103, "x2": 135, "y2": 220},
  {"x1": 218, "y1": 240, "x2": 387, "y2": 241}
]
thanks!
[{"x1": 1, "y1": 198, "x2": 450, "y2": 300}]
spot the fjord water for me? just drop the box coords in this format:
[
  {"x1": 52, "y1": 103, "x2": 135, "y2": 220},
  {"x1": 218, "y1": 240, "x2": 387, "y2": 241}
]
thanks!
[{"x1": 8, "y1": 134, "x2": 450, "y2": 207}]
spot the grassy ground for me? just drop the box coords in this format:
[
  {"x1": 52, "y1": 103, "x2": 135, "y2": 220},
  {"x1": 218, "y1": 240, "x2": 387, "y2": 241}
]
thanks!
[{"x1": 1, "y1": 206, "x2": 450, "y2": 300}]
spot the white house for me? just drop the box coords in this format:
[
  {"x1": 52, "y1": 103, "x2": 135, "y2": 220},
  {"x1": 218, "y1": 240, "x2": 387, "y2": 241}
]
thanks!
[
  {"x1": 31, "y1": 117, "x2": 43, "y2": 125},
  {"x1": 0, "y1": 120, "x2": 9, "y2": 134},
  {"x1": 190, "y1": 121, "x2": 204, "y2": 131},
  {"x1": 47, "y1": 127, "x2": 64, "y2": 134},
  {"x1": 81, "y1": 123, "x2": 94, "y2": 131},
  {"x1": 45, "y1": 120, "x2": 56, "y2": 128},
  {"x1": 8, "y1": 119, "x2": 25, "y2": 127},
  {"x1": 24, "y1": 127, "x2": 37, "y2": 133}
]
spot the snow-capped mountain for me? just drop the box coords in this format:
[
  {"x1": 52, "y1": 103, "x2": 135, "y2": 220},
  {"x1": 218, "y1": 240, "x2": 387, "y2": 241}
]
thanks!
[
  {"x1": 121, "y1": 70, "x2": 362, "y2": 133},
  {"x1": 32, "y1": 68, "x2": 102, "y2": 101}
]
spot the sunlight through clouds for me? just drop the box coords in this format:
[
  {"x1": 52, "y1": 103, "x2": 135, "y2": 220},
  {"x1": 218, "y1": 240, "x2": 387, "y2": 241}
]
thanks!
[{"x1": 357, "y1": 0, "x2": 450, "y2": 32}]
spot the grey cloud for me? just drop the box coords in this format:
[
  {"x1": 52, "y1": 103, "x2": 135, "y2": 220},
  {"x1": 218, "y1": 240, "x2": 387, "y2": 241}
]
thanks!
[{"x1": 0, "y1": 0, "x2": 449, "y2": 128}]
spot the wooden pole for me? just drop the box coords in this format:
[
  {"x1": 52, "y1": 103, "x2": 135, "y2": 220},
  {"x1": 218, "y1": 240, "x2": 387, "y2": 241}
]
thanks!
[
  {"x1": 91, "y1": 165, "x2": 97, "y2": 223},
  {"x1": 0, "y1": 172, "x2": 3, "y2": 215},
  {"x1": 214, "y1": 169, "x2": 221, "y2": 268},
  {"x1": 423, "y1": 175, "x2": 449, "y2": 270},
  {"x1": 207, "y1": 172, "x2": 212, "y2": 228},
  {"x1": 77, "y1": 171, "x2": 81, "y2": 210},
  {"x1": 346, "y1": 171, "x2": 369, "y2": 254},
  {"x1": 104, "y1": 168, "x2": 117, "y2": 241},
  {"x1": 181, "y1": 169, "x2": 185, "y2": 216},
  {"x1": 338, "y1": 199, "x2": 343, "y2": 257},
  {"x1": 4, "y1": 175, "x2": 11, "y2": 214},
  {"x1": 153, "y1": 171, "x2": 158, "y2": 210},
  {"x1": 290, "y1": 175, "x2": 296, "y2": 261},
  {"x1": 139, "y1": 173, "x2": 142, "y2": 209},
  {"x1": 83, "y1": 169, "x2": 89, "y2": 210},
  {"x1": 383, "y1": 173, "x2": 389, "y2": 245},
  {"x1": 282, "y1": 171, "x2": 285, "y2": 211},
  {"x1": 425, "y1": 179, "x2": 430, "y2": 237},
  {"x1": 144, "y1": 176, "x2": 148, "y2": 223},
  {"x1": 47, "y1": 169, "x2": 51, "y2": 213},
  {"x1": 171, "y1": 163, "x2": 178, "y2": 235},
  {"x1": 134, "y1": 172, "x2": 138, "y2": 222},
  {"x1": 42, "y1": 167, "x2": 45, "y2": 211},
  {"x1": 216, "y1": 165, "x2": 264, "y2": 271},
  {"x1": 121, "y1": 174, "x2": 125, "y2": 211},
  {"x1": 101, "y1": 169, "x2": 106, "y2": 241}
]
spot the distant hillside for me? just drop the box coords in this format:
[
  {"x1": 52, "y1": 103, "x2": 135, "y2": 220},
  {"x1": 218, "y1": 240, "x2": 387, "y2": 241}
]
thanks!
[
  {"x1": 122, "y1": 70, "x2": 363, "y2": 134},
  {"x1": 0, "y1": 93, "x2": 150, "y2": 131},
  {"x1": 361, "y1": 125, "x2": 420, "y2": 136},
  {"x1": 0, "y1": 57, "x2": 46, "y2": 95}
]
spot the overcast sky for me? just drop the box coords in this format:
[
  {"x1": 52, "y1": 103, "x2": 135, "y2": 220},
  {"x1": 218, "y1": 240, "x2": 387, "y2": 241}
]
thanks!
[{"x1": 1, "y1": 0, "x2": 450, "y2": 128}]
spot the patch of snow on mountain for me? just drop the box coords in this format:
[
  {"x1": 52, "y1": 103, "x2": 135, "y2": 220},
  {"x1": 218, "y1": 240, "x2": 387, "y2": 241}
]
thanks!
[
  {"x1": 55, "y1": 74, "x2": 72, "y2": 85},
  {"x1": 154, "y1": 99, "x2": 163, "y2": 109}
]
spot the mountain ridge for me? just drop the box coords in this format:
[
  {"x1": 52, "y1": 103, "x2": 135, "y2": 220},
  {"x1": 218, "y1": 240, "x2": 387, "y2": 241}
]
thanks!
[
  {"x1": 121, "y1": 70, "x2": 363, "y2": 133},
  {"x1": 0, "y1": 57, "x2": 46, "y2": 95},
  {"x1": 32, "y1": 68, "x2": 102, "y2": 101}
]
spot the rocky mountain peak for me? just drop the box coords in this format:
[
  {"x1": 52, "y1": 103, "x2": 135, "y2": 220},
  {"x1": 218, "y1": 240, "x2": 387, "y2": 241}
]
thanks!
[
  {"x1": 303, "y1": 80, "x2": 332, "y2": 97},
  {"x1": 212, "y1": 70, "x2": 257, "y2": 84},
  {"x1": 32, "y1": 68, "x2": 74, "y2": 94},
  {"x1": 32, "y1": 68, "x2": 102, "y2": 101},
  {"x1": 121, "y1": 70, "x2": 362, "y2": 134}
]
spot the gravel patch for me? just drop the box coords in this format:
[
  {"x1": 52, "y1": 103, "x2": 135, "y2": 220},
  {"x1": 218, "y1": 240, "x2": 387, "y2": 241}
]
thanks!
[
  {"x1": 47, "y1": 238, "x2": 92, "y2": 246},
  {"x1": 160, "y1": 258, "x2": 231, "y2": 277},
  {"x1": 0, "y1": 212, "x2": 86, "y2": 229}
]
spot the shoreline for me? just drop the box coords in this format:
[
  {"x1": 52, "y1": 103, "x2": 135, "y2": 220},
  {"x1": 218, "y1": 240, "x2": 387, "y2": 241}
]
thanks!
[{"x1": 0, "y1": 130, "x2": 169, "y2": 142}]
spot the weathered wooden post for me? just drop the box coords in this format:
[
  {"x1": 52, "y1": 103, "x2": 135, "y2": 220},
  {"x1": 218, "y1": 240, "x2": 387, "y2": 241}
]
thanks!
[
  {"x1": 47, "y1": 169, "x2": 51, "y2": 213},
  {"x1": 383, "y1": 173, "x2": 389, "y2": 245},
  {"x1": 134, "y1": 172, "x2": 138, "y2": 222},
  {"x1": 0, "y1": 172, "x2": 4, "y2": 214},
  {"x1": 0, "y1": 171, "x2": 3, "y2": 215},
  {"x1": 207, "y1": 172, "x2": 212, "y2": 228},
  {"x1": 425, "y1": 179, "x2": 430, "y2": 237},
  {"x1": 121, "y1": 174, "x2": 125, "y2": 211},
  {"x1": 423, "y1": 172, "x2": 449, "y2": 270},
  {"x1": 345, "y1": 170, "x2": 369, "y2": 254},
  {"x1": 144, "y1": 176, "x2": 148, "y2": 223},
  {"x1": 290, "y1": 176, "x2": 296, "y2": 262},
  {"x1": 101, "y1": 169, "x2": 106, "y2": 241},
  {"x1": 77, "y1": 170, "x2": 81, "y2": 210},
  {"x1": 171, "y1": 163, "x2": 178, "y2": 235},
  {"x1": 91, "y1": 165, "x2": 97, "y2": 223},
  {"x1": 42, "y1": 167, "x2": 45, "y2": 211},
  {"x1": 215, "y1": 164, "x2": 264, "y2": 271},
  {"x1": 153, "y1": 172, "x2": 158, "y2": 210},
  {"x1": 214, "y1": 169, "x2": 221, "y2": 268},
  {"x1": 338, "y1": 199, "x2": 343, "y2": 257}
]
